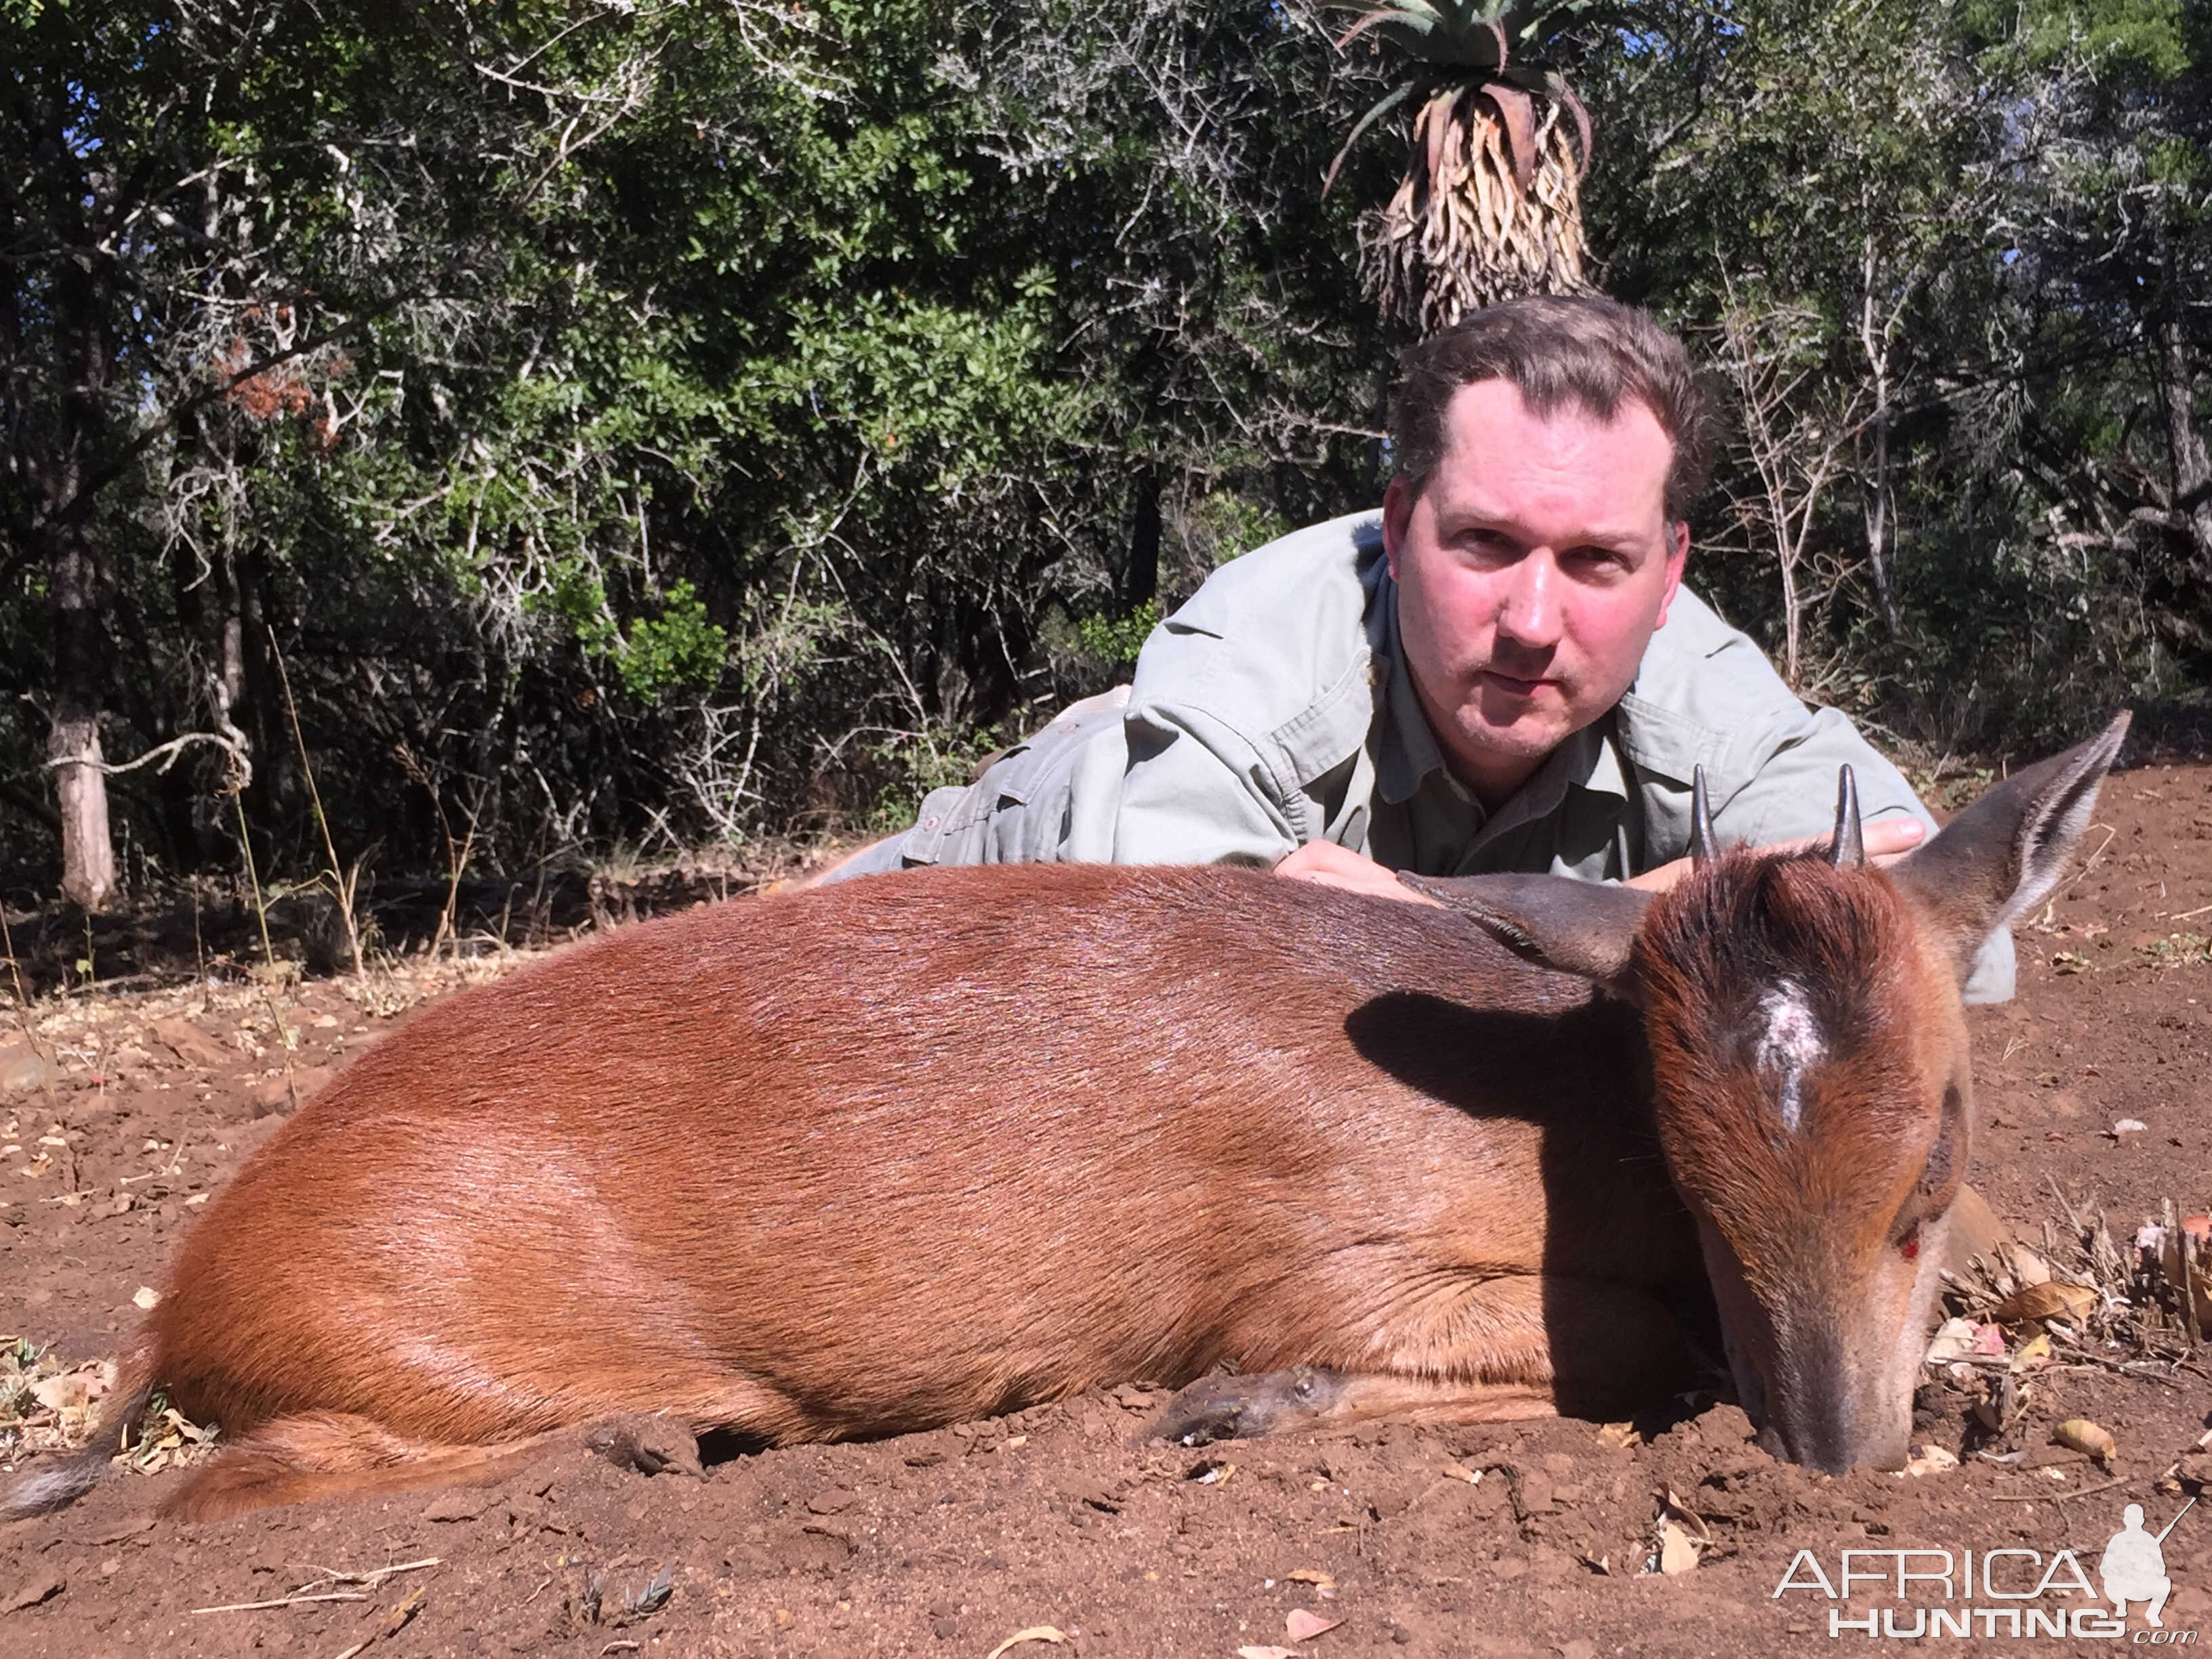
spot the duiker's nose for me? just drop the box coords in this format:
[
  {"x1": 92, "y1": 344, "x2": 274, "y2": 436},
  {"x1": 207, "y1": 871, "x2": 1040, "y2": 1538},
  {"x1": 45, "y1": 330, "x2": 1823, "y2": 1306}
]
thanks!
[{"x1": 1763, "y1": 1382, "x2": 1906, "y2": 1475}]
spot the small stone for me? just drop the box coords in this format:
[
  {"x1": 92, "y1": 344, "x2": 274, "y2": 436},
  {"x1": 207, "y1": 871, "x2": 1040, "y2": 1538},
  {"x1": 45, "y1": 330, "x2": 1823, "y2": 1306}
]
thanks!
[
  {"x1": 807, "y1": 1487, "x2": 859, "y2": 1515},
  {"x1": 421, "y1": 1490, "x2": 497, "y2": 1522},
  {"x1": 0, "y1": 1040, "x2": 58, "y2": 1097},
  {"x1": 1530, "y1": 1546, "x2": 1574, "y2": 1581},
  {"x1": 1, "y1": 1573, "x2": 64, "y2": 1613},
  {"x1": 933, "y1": 1616, "x2": 959, "y2": 1639},
  {"x1": 1944, "y1": 1185, "x2": 2006, "y2": 1274},
  {"x1": 148, "y1": 1019, "x2": 231, "y2": 1070}
]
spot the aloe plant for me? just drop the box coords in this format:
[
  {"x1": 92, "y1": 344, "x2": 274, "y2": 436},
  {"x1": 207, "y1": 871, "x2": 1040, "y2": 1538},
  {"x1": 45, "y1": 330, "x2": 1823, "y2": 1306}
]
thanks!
[{"x1": 1329, "y1": 1, "x2": 1625, "y2": 331}]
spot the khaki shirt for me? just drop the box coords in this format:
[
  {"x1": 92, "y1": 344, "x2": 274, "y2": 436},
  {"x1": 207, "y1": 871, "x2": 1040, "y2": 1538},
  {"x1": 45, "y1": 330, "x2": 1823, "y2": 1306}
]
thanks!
[{"x1": 860, "y1": 511, "x2": 2013, "y2": 1001}]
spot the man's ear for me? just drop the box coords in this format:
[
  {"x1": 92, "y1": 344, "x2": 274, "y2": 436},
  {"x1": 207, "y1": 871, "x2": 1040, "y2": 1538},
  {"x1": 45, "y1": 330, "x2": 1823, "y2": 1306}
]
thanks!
[
  {"x1": 1399, "y1": 872, "x2": 1652, "y2": 997},
  {"x1": 1888, "y1": 712, "x2": 2131, "y2": 979},
  {"x1": 1382, "y1": 475, "x2": 1413, "y2": 581},
  {"x1": 1652, "y1": 520, "x2": 1689, "y2": 631}
]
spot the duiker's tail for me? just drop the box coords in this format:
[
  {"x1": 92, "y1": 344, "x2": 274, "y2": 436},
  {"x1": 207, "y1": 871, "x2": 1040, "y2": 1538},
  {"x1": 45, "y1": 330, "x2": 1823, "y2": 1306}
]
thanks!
[{"x1": 0, "y1": 1375, "x2": 155, "y2": 1521}]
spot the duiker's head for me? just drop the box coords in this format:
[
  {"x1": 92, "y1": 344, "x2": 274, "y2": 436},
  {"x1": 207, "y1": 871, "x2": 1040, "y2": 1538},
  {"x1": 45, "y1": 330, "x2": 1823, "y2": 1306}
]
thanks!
[{"x1": 1408, "y1": 714, "x2": 2129, "y2": 1473}]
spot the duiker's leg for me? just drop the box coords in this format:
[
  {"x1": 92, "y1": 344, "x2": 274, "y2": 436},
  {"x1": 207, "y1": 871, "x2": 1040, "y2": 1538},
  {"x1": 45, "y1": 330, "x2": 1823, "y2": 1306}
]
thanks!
[
  {"x1": 1152, "y1": 1366, "x2": 1556, "y2": 1445},
  {"x1": 160, "y1": 1413, "x2": 562, "y2": 1521},
  {"x1": 1151, "y1": 1275, "x2": 1705, "y2": 1443}
]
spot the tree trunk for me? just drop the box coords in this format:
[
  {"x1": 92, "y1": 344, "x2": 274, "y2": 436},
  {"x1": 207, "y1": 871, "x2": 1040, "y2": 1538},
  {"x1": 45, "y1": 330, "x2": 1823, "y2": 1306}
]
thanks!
[
  {"x1": 2155, "y1": 315, "x2": 2212, "y2": 578},
  {"x1": 49, "y1": 712, "x2": 116, "y2": 912},
  {"x1": 1124, "y1": 466, "x2": 1162, "y2": 611},
  {"x1": 1860, "y1": 365, "x2": 1900, "y2": 638},
  {"x1": 49, "y1": 526, "x2": 117, "y2": 911},
  {"x1": 26, "y1": 104, "x2": 121, "y2": 910},
  {"x1": 1856, "y1": 241, "x2": 1906, "y2": 640}
]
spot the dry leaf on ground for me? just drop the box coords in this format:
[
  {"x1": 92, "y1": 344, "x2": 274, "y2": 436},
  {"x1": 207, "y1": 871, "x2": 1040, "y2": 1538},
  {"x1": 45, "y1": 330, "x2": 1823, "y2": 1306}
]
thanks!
[
  {"x1": 1656, "y1": 1488, "x2": 1711, "y2": 1575},
  {"x1": 984, "y1": 1626, "x2": 1068, "y2": 1659},
  {"x1": 1904, "y1": 1443, "x2": 1960, "y2": 1477},
  {"x1": 1285, "y1": 1608, "x2": 1341, "y2": 1641},
  {"x1": 1991, "y1": 1281, "x2": 2096, "y2": 1326},
  {"x1": 2053, "y1": 1418, "x2": 2118, "y2": 1462}
]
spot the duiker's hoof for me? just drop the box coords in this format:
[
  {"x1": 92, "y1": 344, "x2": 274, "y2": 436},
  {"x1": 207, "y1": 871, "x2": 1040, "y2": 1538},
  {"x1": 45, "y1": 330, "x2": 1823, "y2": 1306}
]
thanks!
[
  {"x1": 1147, "y1": 1366, "x2": 1344, "y2": 1446},
  {"x1": 585, "y1": 1414, "x2": 703, "y2": 1479}
]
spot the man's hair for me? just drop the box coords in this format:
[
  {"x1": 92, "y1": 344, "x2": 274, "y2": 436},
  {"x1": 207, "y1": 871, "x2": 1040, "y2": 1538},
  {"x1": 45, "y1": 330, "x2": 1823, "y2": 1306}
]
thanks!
[{"x1": 1389, "y1": 295, "x2": 1716, "y2": 522}]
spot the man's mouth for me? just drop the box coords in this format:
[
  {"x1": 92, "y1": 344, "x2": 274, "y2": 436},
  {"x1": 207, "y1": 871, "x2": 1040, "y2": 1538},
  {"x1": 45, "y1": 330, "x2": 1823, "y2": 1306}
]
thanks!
[{"x1": 1479, "y1": 670, "x2": 1554, "y2": 699}]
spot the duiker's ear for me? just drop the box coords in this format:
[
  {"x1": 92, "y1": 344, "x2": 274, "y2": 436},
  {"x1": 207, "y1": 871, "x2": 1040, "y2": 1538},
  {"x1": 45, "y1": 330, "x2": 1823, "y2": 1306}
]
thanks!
[
  {"x1": 1401, "y1": 872, "x2": 1652, "y2": 994},
  {"x1": 1889, "y1": 711, "x2": 2131, "y2": 976}
]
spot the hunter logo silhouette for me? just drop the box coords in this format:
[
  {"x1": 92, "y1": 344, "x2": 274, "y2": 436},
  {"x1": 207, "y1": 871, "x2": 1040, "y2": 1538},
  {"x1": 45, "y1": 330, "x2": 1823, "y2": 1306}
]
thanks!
[{"x1": 2101, "y1": 1497, "x2": 2195, "y2": 1628}]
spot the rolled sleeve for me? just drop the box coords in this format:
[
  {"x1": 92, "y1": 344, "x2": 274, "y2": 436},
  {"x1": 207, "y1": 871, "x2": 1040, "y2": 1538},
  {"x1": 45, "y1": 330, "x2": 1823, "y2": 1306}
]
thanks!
[{"x1": 1107, "y1": 700, "x2": 1302, "y2": 866}]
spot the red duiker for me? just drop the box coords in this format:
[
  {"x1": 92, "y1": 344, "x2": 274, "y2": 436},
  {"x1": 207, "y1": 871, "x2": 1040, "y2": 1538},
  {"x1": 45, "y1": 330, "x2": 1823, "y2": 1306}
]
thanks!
[{"x1": 1, "y1": 716, "x2": 2126, "y2": 1519}]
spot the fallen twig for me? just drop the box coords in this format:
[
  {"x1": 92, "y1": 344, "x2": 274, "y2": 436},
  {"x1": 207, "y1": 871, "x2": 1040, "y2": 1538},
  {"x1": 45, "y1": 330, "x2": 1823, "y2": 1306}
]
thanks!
[
  {"x1": 2045, "y1": 1355, "x2": 2186, "y2": 1387},
  {"x1": 189, "y1": 1557, "x2": 440, "y2": 1616},
  {"x1": 1990, "y1": 1476, "x2": 2126, "y2": 1504},
  {"x1": 301, "y1": 1555, "x2": 441, "y2": 1588},
  {"x1": 190, "y1": 1590, "x2": 371, "y2": 1614}
]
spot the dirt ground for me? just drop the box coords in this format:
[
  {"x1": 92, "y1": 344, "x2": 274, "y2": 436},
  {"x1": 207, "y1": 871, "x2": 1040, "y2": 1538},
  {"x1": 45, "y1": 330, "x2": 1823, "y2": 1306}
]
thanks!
[{"x1": 3, "y1": 764, "x2": 2211, "y2": 1658}]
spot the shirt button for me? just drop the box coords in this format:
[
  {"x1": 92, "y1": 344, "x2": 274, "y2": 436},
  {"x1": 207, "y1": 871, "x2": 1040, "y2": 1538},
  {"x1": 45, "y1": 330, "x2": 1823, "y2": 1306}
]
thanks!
[{"x1": 924, "y1": 815, "x2": 940, "y2": 830}]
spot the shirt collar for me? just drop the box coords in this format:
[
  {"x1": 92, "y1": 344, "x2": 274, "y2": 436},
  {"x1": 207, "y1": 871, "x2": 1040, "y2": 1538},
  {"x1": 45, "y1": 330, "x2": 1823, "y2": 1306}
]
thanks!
[{"x1": 1376, "y1": 573, "x2": 1448, "y2": 807}]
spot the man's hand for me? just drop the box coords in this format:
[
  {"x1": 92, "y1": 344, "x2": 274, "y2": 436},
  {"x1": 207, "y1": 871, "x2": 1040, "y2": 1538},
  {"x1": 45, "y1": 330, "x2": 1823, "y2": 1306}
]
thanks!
[
  {"x1": 1275, "y1": 815, "x2": 1929, "y2": 903},
  {"x1": 1622, "y1": 816, "x2": 1927, "y2": 893},
  {"x1": 1273, "y1": 841, "x2": 1445, "y2": 906}
]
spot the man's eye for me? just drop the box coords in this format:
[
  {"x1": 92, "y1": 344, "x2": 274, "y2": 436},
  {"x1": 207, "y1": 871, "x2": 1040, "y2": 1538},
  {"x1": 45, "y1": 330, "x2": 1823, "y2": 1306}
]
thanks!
[{"x1": 1565, "y1": 547, "x2": 1630, "y2": 573}]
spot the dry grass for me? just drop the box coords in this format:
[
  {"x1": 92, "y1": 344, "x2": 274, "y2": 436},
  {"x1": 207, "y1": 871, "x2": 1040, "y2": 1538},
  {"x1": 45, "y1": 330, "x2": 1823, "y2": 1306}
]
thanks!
[
  {"x1": 1, "y1": 1340, "x2": 117, "y2": 1461},
  {"x1": 1, "y1": 1339, "x2": 218, "y2": 1477},
  {"x1": 1931, "y1": 1189, "x2": 2209, "y2": 1473}
]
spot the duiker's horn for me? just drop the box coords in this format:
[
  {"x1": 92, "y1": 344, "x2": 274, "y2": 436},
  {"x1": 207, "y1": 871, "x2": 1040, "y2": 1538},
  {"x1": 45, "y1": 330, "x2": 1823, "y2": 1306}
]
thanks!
[
  {"x1": 1689, "y1": 766, "x2": 1717, "y2": 866},
  {"x1": 1830, "y1": 766, "x2": 1865, "y2": 868}
]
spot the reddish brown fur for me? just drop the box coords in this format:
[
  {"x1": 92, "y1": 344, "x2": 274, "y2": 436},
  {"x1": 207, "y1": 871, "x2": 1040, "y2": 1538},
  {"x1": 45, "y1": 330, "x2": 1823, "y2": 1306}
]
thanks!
[
  {"x1": 15, "y1": 793, "x2": 2077, "y2": 1520},
  {"x1": 1637, "y1": 853, "x2": 1963, "y2": 1276},
  {"x1": 125, "y1": 864, "x2": 1718, "y2": 1517},
  {"x1": 1632, "y1": 851, "x2": 1971, "y2": 1469}
]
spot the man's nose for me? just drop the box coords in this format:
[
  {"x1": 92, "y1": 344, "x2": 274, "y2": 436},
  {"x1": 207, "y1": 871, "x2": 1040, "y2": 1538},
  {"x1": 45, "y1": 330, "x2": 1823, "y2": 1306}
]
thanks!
[{"x1": 1496, "y1": 551, "x2": 1564, "y2": 649}]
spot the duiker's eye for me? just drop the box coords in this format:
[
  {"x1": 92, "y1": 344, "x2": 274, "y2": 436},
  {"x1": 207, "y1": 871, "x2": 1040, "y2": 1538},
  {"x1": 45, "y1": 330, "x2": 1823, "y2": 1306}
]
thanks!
[{"x1": 1897, "y1": 1223, "x2": 1921, "y2": 1262}]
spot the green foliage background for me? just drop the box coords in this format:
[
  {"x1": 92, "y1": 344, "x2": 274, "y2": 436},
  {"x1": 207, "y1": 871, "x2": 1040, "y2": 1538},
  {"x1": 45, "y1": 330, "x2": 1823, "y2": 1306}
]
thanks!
[{"x1": 1, "y1": 0, "x2": 2207, "y2": 897}]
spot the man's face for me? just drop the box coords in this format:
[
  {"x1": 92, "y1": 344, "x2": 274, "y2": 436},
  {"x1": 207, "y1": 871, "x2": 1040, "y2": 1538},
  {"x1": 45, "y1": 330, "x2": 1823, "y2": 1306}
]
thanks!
[{"x1": 1383, "y1": 377, "x2": 1688, "y2": 806}]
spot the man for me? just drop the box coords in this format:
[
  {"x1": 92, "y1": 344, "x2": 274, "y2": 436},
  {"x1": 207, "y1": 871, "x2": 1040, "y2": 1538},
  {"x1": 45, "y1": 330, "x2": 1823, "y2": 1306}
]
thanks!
[{"x1": 827, "y1": 295, "x2": 2011, "y2": 1002}]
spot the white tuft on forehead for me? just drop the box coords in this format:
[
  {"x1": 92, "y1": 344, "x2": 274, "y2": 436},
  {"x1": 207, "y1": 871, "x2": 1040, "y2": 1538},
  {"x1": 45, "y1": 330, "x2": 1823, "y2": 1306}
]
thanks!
[{"x1": 1754, "y1": 982, "x2": 1825, "y2": 1133}]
